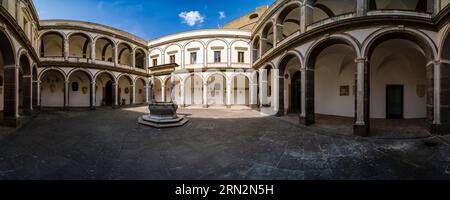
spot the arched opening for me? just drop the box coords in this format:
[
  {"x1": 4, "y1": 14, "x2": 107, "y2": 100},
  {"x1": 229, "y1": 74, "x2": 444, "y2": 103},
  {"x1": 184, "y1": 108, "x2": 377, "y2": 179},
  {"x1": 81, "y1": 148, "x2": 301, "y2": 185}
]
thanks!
[
  {"x1": 306, "y1": 38, "x2": 358, "y2": 130},
  {"x1": 440, "y1": 28, "x2": 450, "y2": 134},
  {"x1": 252, "y1": 37, "x2": 261, "y2": 62},
  {"x1": 118, "y1": 43, "x2": 132, "y2": 66},
  {"x1": 207, "y1": 74, "x2": 226, "y2": 106},
  {"x1": 68, "y1": 70, "x2": 91, "y2": 107},
  {"x1": 95, "y1": 72, "x2": 115, "y2": 107},
  {"x1": 278, "y1": 54, "x2": 302, "y2": 116},
  {"x1": 311, "y1": 0, "x2": 356, "y2": 24},
  {"x1": 0, "y1": 31, "x2": 16, "y2": 126},
  {"x1": 32, "y1": 66, "x2": 38, "y2": 110},
  {"x1": 276, "y1": 3, "x2": 300, "y2": 42},
  {"x1": 40, "y1": 32, "x2": 64, "y2": 58},
  {"x1": 231, "y1": 74, "x2": 250, "y2": 106},
  {"x1": 95, "y1": 37, "x2": 114, "y2": 62},
  {"x1": 40, "y1": 70, "x2": 65, "y2": 108},
  {"x1": 164, "y1": 77, "x2": 181, "y2": 103},
  {"x1": 135, "y1": 49, "x2": 146, "y2": 69},
  {"x1": 153, "y1": 78, "x2": 163, "y2": 102},
  {"x1": 369, "y1": 0, "x2": 432, "y2": 13},
  {"x1": 366, "y1": 32, "x2": 433, "y2": 135},
  {"x1": 135, "y1": 78, "x2": 146, "y2": 104},
  {"x1": 184, "y1": 74, "x2": 203, "y2": 106},
  {"x1": 261, "y1": 23, "x2": 274, "y2": 56},
  {"x1": 18, "y1": 54, "x2": 31, "y2": 115},
  {"x1": 118, "y1": 75, "x2": 132, "y2": 105},
  {"x1": 69, "y1": 33, "x2": 91, "y2": 59}
]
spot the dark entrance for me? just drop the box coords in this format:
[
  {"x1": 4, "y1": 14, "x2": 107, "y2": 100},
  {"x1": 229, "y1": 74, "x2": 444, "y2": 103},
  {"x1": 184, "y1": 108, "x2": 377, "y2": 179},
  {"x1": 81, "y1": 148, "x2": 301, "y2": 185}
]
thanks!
[
  {"x1": 386, "y1": 85, "x2": 404, "y2": 119},
  {"x1": 105, "y1": 81, "x2": 113, "y2": 106},
  {"x1": 290, "y1": 71, "x2": 301, "y2": 113}
]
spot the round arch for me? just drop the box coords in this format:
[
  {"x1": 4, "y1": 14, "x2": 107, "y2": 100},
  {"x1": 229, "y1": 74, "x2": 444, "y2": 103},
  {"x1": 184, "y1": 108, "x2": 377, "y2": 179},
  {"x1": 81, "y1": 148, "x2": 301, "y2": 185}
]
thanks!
[
  {"x1": 184, "y1": 73, "x2": 204, "y2": 106},
  {"x1": 94, "y1": 36, "x2": 115, "y2": 62},
  {"x1": 39, "y1": 69, "x2": 66, "y2": 108},
  {"x1": 68, "y1": 32, "x2": 92, "y2": 59},
  {"x1": 40, "y1": 31, "x2": 65, "y2": 57}
]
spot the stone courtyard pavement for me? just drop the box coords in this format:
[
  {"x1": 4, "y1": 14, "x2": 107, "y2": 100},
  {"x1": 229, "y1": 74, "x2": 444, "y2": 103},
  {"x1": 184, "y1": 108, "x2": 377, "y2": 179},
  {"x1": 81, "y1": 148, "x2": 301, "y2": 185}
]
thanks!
[{"x1": 0, "y1": 106, "x2": 449, "y2": 180}]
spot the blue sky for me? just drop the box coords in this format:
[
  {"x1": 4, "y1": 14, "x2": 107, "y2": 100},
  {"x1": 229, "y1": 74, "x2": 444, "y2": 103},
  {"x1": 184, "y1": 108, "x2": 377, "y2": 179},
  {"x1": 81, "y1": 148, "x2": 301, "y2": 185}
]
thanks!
[{"x1": 34, "y1": 0, "x2": 275, "y2": 40}]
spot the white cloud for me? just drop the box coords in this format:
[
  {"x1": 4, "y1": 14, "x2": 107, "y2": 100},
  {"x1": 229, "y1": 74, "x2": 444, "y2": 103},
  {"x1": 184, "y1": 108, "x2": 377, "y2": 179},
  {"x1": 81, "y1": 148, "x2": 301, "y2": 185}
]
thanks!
[
  {"x1": 219, "y1": 11, "x2": 226, "y2": 19},
  {"x1": 179, "y1": 11, "x2": 205, "y2": 26}
]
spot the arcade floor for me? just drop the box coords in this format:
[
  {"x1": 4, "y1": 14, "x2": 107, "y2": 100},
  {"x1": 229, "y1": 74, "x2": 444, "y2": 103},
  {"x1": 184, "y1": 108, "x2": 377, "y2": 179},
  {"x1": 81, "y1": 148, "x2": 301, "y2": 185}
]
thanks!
[{"x1": 0, "y1": 107, "x2": 449, "y2": 180}]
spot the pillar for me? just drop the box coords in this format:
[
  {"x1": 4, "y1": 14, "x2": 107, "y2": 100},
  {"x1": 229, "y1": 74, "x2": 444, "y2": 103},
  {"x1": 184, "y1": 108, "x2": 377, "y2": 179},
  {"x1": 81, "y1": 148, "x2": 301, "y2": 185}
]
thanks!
[
  {"x1": 259, "y1": 68, "x2": 268, "y2": 106},
  {"x1": 180, "y1": 81, "x2": 185, "y2": 107},
  {"x1": 300, "y1": 2, "x2": 314, "y2": 33},
  {"x1": 354, "y1": 58, "x2": 369, "y2": 136},
  {"x1": 113, "y1": 82, "x2": 118, "y2": 107},
  {"x1": 91, "y1": 42, "x2": 96, "y2": 63},
  {"x1": 90, "y1": 81, "x2": 95, "y2": 109},
  {"x1": 203, "y1": 81, "x2": 208, "y2": 108},
  {"x1": 161, "y1": 84, "x2": 166, "y2": 102},
  {"x1": 23, "y1": 75, "x2": 32, "y2": 115},
  {"x1": 3, "y1": 64, "x2": 17, "y2": 127},
  {"x1": 356, "y1": 0, "x2": 369, "y2": 17},
  {"x1": 131, "y1": 84, "x2": 135, "y2": 105},
  {"x1": 144, "y1": 85, "x2": 149, "y2": 104},
  {"x1": 131, "y1": 50, "x2": 136, "y2": 68},
  {"x1": 113, "y1": 45, "x2": 118, "y2": 66},
  {"x1": 64, "y1": 38, "x2": 69, "y2": 61},
  {"x1": 226, "y1": 81, "x2": 232, "y2": 108},
  {"x1": 37, "y1": 80, "x2": 41, "y2": 107},
  {"x1": 250, "y1": 82, "x2": 258, "y2": 109},
  {"x1": 273, "y1": 69, "x2": 280, "y2": 115},
  {"x1": 64, "y1": 80, "x2": 69, "y2": 109},
  {"x1": 300, "y1": 66, "x2": 314, "y2": 125}
]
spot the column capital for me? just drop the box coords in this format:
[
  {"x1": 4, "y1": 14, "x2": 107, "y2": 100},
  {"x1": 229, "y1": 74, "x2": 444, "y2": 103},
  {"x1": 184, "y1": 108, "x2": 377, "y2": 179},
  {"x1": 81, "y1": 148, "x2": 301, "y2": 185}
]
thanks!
[{"x1": 355, "y1": 58, "x2": 368, "y2": 63}]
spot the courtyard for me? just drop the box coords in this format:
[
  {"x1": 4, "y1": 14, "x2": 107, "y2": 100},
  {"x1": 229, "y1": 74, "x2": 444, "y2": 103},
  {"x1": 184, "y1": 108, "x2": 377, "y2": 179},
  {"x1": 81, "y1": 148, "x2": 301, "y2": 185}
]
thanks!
[{"x1": 0, "y1": 107, "x2": 449, "y2": 180}]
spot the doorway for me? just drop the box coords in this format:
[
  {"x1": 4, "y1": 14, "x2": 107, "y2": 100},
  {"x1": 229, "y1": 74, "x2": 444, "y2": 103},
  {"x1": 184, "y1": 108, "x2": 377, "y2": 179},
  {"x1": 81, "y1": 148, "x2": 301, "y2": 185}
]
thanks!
[
  {"x1": 386, "y1": 85, "x2": 404, "y2": 119},
  {"x1": 290, "y1": 71, "x2": 301, "y2": 113},
  {"x1": 105, "y1": 81, "x2": 113, "y2": 106}
]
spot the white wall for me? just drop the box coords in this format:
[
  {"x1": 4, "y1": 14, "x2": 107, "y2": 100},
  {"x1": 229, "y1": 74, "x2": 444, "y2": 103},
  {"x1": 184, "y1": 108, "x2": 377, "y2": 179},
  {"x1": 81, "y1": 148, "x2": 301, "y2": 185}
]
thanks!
[
  {"x1": 231, "y1": 75, "x2": 249, "y2": 105},
  {"x1": 184, "y1": 41, "x2": 204, "y2": 69},
  {"x1": 185, "y1": 75, "x2": 203, "y2": 105},
  {"x1": 41, "y1": 71, "x2": 64, "y2": 107},
  {"x1": 118, "y1": 77, "x2": 131, "y2": 105},
  {"x1": 69, "y1": 72, "x2": 90, "y2": 107},
  {"x1": 164, "y1": 45, "x2": 181, "y2": 65},
  {"x1": 315, "y1": 44, "x2": 355, "y2": 117},
  {"x1": 207, "y1": 40, "x2": 228, "y2": 64},
  {"x1": 207, "y1": 75, "x2": 226, "y2": 105},
  {"x1": 370, "y1": 42, "x2": 427, "y2": 119},
  {"x1": 154, "y1": 79, "x2": 162, "y2": 102},
  {"x1": 135, "y1": 79, "x2": 146, "y2": 104}
]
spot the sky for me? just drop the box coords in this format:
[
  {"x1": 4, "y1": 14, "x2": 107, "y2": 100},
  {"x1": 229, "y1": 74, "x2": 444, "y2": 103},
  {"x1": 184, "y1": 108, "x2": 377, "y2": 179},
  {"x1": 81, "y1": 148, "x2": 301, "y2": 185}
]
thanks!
[{"x1": 33, "y1": 0, "x2": 275, "y2": 40}]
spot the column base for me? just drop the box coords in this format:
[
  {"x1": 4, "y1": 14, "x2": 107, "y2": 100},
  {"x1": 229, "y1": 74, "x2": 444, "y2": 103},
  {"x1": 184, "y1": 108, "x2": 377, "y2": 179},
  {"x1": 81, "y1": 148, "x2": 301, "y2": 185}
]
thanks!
[
  {"x1": 250, "y1": 104, "x2": 259, "y2": 109},
  {"x1": 430, "y1": 123, "x2": 450, "y2": 135},
  {"x1": 202, "y1": 105, "x2": 208, "y2": 108},
  {"x1": 353, "y1": 124, "x2": 369, "y2": 137},
  {"x1": 3, "y1": 117, "x2": 19, "y2": 128},
  {"x1": 226, "y1": 105, "x2": 232, "y2": 109},
  {"x1": 299, "y1": 116, "x2": 314, "y2": 126}
]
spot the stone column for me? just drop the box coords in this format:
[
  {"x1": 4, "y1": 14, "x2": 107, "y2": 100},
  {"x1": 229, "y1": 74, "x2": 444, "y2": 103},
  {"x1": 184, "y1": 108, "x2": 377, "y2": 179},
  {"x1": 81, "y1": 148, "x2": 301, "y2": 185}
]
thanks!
[
  {"x1": 226, "y1": 81, "x2": 232, "y2": 108},
  {"x1": 90, "y1": 81, "x2": 96, "y2": 109},
  {"x1": 300, "y1": 66, "x2": 314, "y2": 125},
  {"x1": 113, "y1": 82, "x2": 118, "y2": 107},
  {"x1": 64, "y1": 80, "x2": 69, "y2": 109},
  {"x1": 144, "y1": 85, "x2": 149, "y2": 104},
  {"x1": 131, "y1": 50, "x2": 136, "y2": 68},
  {"x1": 272, "y1": 69, "x2": 280, "y2": 115},
  {"x1": 354, "y1": 58, "x2": 369, "y2": 136},
  {"x1": 300, "y1": 3, "x2": 314, "y2": 33},
  {"x1": 161, "y1": 84, "x2": 166, "y2": 102},
  {"x1": 131, "y1": 84, "x2": 135, "y2": 105},
  {"x1": 113, "y1": 45, "x2": 118, "y2": 66},
  {"x1": 64, "y1": 38, "x2": 69, "y2": 60},
  {"x1": 203, "y1": 81, "x2": 208, "y2": 108},
  {"x1": 37, "y1": 80, "x2": 41, "y2": 107},
  {"x1": 275, "y1": 23, "x2": 284, "y2": 45},
  {"x1": 3, "y1": 64, "x2": 17, "y2": 127},
  {"x1": 259, "y1": 68, "x2": 268, "y2": 106},
  {"x1": 356, "y1": 0, "x2": 369, "y2": 17},
  {"x1": 23, "y1": 75, "x2": 32, "y2": 115},
  {"x1": 300, "y1": 68, "x2": 306, "y2": 120},
  {"x1": 433, "y1": 60, "x2": 442, "y2": 134},
  {"x1": 170, "y1": 74, "x2": 175, "y2": 103},
  {"x1": 250, "y1": 82, "x2": 258, "y2": 109},
  {"x1": 180, "y1": 81, "x2": 186, "y2": 107},
  {"x1": 91, "y1": 42, "x2": 96, "y2": 63}
]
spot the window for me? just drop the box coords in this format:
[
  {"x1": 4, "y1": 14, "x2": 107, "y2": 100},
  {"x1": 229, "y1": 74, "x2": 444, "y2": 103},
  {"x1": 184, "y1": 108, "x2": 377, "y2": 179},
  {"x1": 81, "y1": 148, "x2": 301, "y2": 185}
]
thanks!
[
  {"x1": 170, "y1": 55, "x2": 176, "y2": 64},
  {"x1": 72, "y1": 82, "x2": 79, "y2": 92},
  {"x1": 152, "y1": 59, "x2": 158, "y2": 66},
  {"x1": 238, "y1": 52, "x2": 245, "y2": 63},
  {"x1": 214, "y1": 51, "x2": 221, "y2": 63},
  {"x1": 190, "y1": 52, "x2": 197, "y2": 64}
]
